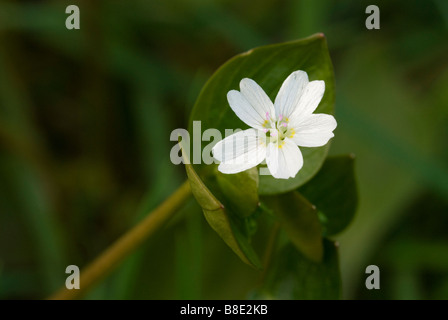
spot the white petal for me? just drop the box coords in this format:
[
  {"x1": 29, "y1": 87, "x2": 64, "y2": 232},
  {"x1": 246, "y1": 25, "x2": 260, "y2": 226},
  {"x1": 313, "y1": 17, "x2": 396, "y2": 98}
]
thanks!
[
  {"x1": 289, "y1": 80, "x2": 325, "y2": 122},
  {"x1": 227, "y1": 90, "x2": 265, "y2": 130},
  {"x1": 292, "y1": 113, "x2": 337, "y2": 147},
  {"x1": 239, "y1": 78, "x2": 275, "y2": 121},
  {"x1": 266, "y1": 138, "x2": 303, "y2": 179},
  {"x1": 212, "y1": 129, "x2": 266, "y2": 174},
  {"x1": 274, "y1": 70, "x2": 309, "y2": 119}
]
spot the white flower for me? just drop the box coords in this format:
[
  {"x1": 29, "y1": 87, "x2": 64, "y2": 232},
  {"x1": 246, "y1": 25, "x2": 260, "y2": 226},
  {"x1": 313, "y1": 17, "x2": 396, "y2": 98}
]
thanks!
[{"x1": 212, "y1": 70, "x2": 337, "y2": 179}]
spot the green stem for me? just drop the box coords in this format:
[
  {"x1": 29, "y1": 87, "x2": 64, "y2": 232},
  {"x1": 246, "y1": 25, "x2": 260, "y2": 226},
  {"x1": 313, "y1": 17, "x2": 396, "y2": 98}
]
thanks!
[
  {"x1": 48, "y1": 181, "x2": 191, "y2": 300},
  {"x1": 260, "y1": 222, "x2": 281, "y2": 283}
]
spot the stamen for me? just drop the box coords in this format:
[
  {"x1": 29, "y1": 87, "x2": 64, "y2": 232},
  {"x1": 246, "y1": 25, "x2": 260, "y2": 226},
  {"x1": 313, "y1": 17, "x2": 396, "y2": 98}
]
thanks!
[
  {"x1": 279, "y1": 115, "x2": 283, "y2": 121},
  {"x1": 282, "y1": 122, "x2": 287, "y2": 127},
  {"x1": 266, "y1": 112, "x2": 270, "y2": 120}
]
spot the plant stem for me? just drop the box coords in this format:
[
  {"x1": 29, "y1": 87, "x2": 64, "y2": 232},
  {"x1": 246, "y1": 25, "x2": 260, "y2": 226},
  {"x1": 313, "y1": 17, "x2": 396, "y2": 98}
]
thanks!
[
  {"x1": 48, "y1": 181, "x2": 191, "y2": 300},
  {"x1": 260, "y1": 222, "x2": 281, "y2": 283}
]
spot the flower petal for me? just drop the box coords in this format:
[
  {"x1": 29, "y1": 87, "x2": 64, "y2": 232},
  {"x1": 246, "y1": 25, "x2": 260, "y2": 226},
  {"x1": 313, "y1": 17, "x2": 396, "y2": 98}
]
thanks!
[
  {"x1": 274, "y1": 70, "x2": 309, "y2": 119},
  {"x1": 289, "y1": 80, "x2": 325, "y2": 122},
  {"x1": 291, "y1": 113, "x2": 337, "y2": 147},
  {"x1": 266, "y1": 138, "x2": 303, "y2": 179},
  {"x1": 212, "y1": 129, "x2": 266, "y2": 174},
  {"x1": 239, "y1": 78, "x2": 275, "y2": 121},
  {"x1": 227, "y1": 90, "x2": 265, "y2": 130}
]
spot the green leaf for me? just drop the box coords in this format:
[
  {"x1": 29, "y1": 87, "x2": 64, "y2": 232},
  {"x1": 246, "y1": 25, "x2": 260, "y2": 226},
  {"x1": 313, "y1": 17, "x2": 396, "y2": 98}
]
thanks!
[
  {"x1": 298, "y1": 155, "x2": 358, "y2": 236},
  {"x1": 179, "y1": 140, "x2": 261, "y2": 269},
  {"x1": 215, "y1": 167, "x2": 259, "y2": 218},
  {"x1": 188, "y1": 34, "x2": 335, "y2": 195},
  {"x1": 263, "y1": 191, "x2": 323, "y2": 262},
  {"x1": 255, "y1": 239, "x2": 341, "y2": 300}
]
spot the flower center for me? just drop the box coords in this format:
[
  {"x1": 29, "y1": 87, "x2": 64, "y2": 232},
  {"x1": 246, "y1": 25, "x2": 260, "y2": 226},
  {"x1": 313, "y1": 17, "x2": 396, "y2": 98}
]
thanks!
[{"x1": 262, "y1": 113, "x2": 295, "y2": 148}]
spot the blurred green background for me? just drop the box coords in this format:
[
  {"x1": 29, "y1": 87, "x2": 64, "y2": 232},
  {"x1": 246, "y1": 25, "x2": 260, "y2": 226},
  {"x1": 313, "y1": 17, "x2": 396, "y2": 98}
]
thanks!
[{"x1": 1, "y1": 0, "x2": 447, "y2": 299}]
